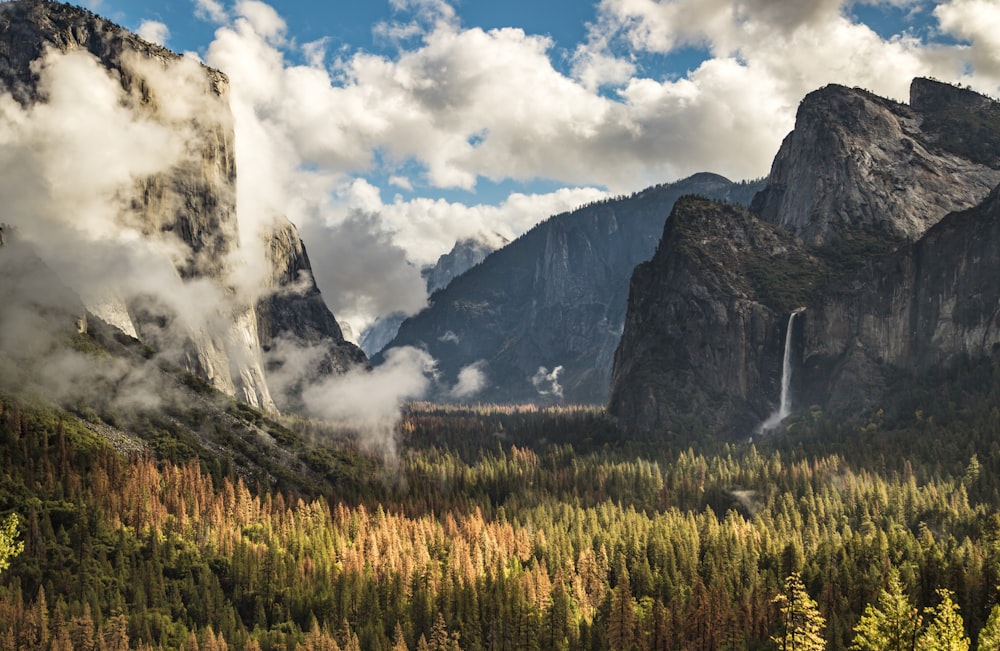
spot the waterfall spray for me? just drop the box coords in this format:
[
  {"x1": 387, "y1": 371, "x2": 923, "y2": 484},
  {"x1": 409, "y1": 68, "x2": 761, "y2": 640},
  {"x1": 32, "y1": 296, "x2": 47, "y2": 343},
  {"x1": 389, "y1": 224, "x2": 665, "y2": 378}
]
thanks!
[{"x1": 758, "y1": 307, "x2": 805, "y2": 434}]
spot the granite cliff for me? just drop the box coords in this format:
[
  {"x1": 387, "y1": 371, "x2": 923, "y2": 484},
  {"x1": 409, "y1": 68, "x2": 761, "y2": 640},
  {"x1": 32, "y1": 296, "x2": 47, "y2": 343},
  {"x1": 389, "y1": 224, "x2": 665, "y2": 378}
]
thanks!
[
  {"x1": 0, "y1": 1, "x2": 365, "y2": 412},
  {"x1": 380, "y1": 173, "x2": 764, "y2": 404},
  {"x1": 753, "y1": 79, "x2": 1000, "y2": 245},
  {"x1": 359, "y1": 233, "x2": 507, "y2": 357},
  {"x1": 611, "y1": 79, "x2": 1000, "y2": 437}
]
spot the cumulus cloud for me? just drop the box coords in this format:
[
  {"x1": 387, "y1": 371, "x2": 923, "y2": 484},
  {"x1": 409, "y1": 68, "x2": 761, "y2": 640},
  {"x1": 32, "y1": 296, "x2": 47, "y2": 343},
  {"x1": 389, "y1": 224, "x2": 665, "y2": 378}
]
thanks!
[
  {"x1": 935, "y1": 0, "x2": 1000, "y2": 76},
  {"x1": 195, "y1": 0, "x2": 229, "y2": 24},
  {"x1": 137, "y1": 20, "x2": 170, "y2": 47}
]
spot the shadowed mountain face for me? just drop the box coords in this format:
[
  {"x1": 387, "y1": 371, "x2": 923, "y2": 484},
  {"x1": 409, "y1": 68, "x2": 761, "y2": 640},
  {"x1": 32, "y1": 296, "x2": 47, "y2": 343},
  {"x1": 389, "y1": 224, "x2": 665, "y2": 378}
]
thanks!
[
  {"x1": 379, "y1": 174, "x2": 764, "y2": 404},
  {"x1": 611, "y1": 80, "x2": 1000, "y2": 438},
  {"x1": 0, "y1": 1, "x2": 365, "y2": 414},
  {"x1": 359, "y1": 234, "x2": 507, "y2": 357}
]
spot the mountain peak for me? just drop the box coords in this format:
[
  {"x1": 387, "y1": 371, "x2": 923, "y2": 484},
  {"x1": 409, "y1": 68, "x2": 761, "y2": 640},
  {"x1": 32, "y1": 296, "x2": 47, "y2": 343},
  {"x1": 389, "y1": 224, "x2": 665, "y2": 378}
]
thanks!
[
  {"x1": 909, "y1": 77, "x2": 994, "y2": 114},
  {"x1": 753, "y1": 79, "x2": 1000, "y2": 244}
]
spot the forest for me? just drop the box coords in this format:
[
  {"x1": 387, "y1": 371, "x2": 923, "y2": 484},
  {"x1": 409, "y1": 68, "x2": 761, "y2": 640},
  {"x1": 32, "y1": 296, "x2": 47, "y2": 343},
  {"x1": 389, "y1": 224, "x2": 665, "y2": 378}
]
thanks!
[{"x1": 3, "y1": 357, "x2": 1000, "y2": 649}]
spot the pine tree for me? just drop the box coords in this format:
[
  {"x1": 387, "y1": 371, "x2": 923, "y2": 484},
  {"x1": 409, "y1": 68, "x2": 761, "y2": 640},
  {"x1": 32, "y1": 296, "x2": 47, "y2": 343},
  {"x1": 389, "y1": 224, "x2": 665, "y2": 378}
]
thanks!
[
  {"x1": 391, "y1": 623, "x2": 409, "y2": 651},
  {"x1": 919, "y1": 590, "x2": 968, "y2": 651},
  {"x1": 773, "y1": 573, "x2": 826, "y2": 651},
  {"x1": 608, "y1": 569, "x2": 638, "y2": 651},
  {"x1": 850, "y1": 569, "x2": 922, "y2": 651},
  {"x1": 0, "y1": 513, "x2": 22, "y2": 574},
  {"x1": 976, "y1": 603, "x2": 1000, "y2": 651}
]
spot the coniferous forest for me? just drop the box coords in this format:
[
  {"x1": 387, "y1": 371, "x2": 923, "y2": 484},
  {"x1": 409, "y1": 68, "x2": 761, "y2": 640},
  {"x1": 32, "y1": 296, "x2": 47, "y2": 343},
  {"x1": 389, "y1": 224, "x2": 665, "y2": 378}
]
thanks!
[{"x1": 3, "y1": 358, "x2": 1000, "y2": 649}]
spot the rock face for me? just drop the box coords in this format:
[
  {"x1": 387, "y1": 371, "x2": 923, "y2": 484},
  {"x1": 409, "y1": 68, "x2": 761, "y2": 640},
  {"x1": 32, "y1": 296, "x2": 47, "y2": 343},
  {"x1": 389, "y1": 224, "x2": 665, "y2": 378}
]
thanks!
[
  {"x1": 0, "y1": 1, "x2": 365, "y2": 412},
  {"x1": 611, "y1": 79, "x2": 1000, "y2": 437},
  {"x1": 359, "y1": 233, "x2": 507, "y2": 356},
  {"x1": 608, "y1": 197, "x2": 822, "y2": 436},
  {"x1": 257, "y1": 218, "x2": 368, "y2": 410},
  {"x1": 422, "y1": 234, "x2": 509, "y2": 295},
  {"x1": 380, "y1": 173, "x2": 765, "y2": 404},
  {"x1": 752, "y1": 79, "x2": 1000, "y2": 244},
  {"x1": 797, "y1": 184, "x2": 1000, "y2": 416}
]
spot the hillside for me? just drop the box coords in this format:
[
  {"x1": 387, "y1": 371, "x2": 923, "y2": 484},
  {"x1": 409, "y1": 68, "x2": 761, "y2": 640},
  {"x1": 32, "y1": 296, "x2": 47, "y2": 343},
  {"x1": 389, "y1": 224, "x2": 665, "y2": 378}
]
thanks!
[{"x1": 380, "y1": 173, "x2": 764, "y2": 404}]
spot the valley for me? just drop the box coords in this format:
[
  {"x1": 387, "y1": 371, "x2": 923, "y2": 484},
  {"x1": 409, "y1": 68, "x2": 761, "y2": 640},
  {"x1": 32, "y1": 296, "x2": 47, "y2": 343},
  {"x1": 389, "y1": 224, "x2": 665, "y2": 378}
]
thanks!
[{"x1": 2, "y1": 1, "x2": 1000, "y2": 650}]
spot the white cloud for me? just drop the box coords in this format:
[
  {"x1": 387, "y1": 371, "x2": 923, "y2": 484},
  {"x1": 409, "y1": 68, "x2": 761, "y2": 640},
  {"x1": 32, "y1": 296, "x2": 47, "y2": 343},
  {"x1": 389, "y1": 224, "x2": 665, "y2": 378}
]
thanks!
[
  {"x1": 450, "y1": 360, "x2": 487, "y2": 399},
  {"x1": 195, "y1": 0, "x2": 228, "y2": 24},
  {"x1": 137, "y1": 20, "x2": 170, "y2": 47},
  {"x1": 235, "y1": 0, "x2": 287, "y2": 45},
  {"x1": 935, "y1": 0, "x2": 1000, "y2": 76},
  {"x1": 532, "y1": 365, "x2": 564, "y2": 398},
  {"x1": 301, "y1": 346, "x2": 436, "y2": 454}
]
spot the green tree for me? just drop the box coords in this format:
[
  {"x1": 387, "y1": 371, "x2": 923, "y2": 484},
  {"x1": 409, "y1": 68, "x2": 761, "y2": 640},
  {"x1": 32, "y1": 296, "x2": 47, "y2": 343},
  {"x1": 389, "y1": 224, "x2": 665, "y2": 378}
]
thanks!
[
  {"x1": 773, "y1": 573, "x2": 826, "y2": 651},
  {"x1": 919, "y1": 590, "x2": 968, "y2": 651},
  {"x1": 850, "y1": 569, "x2": 922, "y2": 651},
  {"x1": 0, "y1": 513, "x2": 22, "y2": 574},
  {"x1": 608, "y1": 569, "x2": 638, "y2": 651},
  {"x1": 976, "y1": 603, "x2": 1000, "y2": 651}
]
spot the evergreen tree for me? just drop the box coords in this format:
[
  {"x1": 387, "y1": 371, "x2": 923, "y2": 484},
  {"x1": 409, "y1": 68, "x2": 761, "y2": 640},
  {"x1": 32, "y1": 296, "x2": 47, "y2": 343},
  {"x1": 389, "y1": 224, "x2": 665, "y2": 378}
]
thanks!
[
  {"x1": 773, "y1": 573, "x2": 826, "y2": 651},
  {"x1": 850, "y1": 569, "x2": 922, "y2": 651},
  {"x1": 976, "y1": 603, "x2": 1000, "y2": 651},
  {"x1": 0, "y1": 513, "x2": 22, "y2": 574},
  {"x1": 608, "y1": 569, "x2": 638, "y2": 651},
  {"x1": 919, "y1": 590, "x2": 968, "y2": 651}
]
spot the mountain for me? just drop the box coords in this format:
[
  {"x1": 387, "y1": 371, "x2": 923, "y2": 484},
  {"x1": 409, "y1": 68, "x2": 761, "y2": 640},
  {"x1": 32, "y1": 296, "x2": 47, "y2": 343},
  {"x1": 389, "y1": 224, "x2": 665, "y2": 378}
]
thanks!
[
  {"x1": 752, "y1": 79, "x2": 1000, "y2": 244},
  {"x1": 359, "y1": 233, "x2": 507, "y2": 356},
  {"x1": 0, "y1": 0, "x2": 364, "y2": 412},
  {"x1": 610, "y1": 79, "x2": 1000, "y2": 437},
  {"x1": 608, "y1": 196, "x2": 821, "y2": 436},
  {"x1": 378, "y1": 173, "x2": 765, "y2": 404},
  {"x1": 422, "y1": 233, "x2": 509, "y2": 295},
  {"x1": 257, "y1": 218, "x2": 368, "y2": 411}
]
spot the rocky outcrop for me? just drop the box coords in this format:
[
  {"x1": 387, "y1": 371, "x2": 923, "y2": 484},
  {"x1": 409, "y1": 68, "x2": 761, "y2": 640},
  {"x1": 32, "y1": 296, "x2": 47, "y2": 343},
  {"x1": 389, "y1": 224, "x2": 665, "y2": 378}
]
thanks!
[
  {"x1": 797, "y1": 183, "x2": 1000, "y2": 415},
  {"x1": 422, "y1": 233, "x2": 508, "y2": 295},
  {"x1": 359, "y1": 233, "x2": 507, "y2": 356},
  {"x1": 608, "y1": 196, "x2": 823, "y2": 437},
  {"x1": 611, "y1": 80, "x2": 1000, "y2": 437},
  {"x1": 0, "y1": 1, "x2": 365, "y2": 412},
  {"x1": 379, "y1": 173, "x2": 765, "y2": 404},
  {"x1": 752, "y1": 79, "x2": 1000, "y2": 244},
  {"x1": 258, "y1": 218, "x2": 367, "y2": 410}
]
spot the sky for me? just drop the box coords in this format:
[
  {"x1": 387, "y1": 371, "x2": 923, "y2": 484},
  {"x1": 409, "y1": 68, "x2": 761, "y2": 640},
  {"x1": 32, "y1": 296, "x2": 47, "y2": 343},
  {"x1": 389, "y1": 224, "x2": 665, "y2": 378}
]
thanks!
[{"x1": 64, "y1": 0, "x2": 1000, "y2": 333}]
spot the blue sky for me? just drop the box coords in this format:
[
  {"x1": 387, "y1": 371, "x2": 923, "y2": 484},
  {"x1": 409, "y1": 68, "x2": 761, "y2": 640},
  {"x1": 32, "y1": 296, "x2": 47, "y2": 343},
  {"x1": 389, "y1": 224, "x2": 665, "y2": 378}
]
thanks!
[{"x1": 72, "y1": 0, "x2": 1000, "y2": 330}]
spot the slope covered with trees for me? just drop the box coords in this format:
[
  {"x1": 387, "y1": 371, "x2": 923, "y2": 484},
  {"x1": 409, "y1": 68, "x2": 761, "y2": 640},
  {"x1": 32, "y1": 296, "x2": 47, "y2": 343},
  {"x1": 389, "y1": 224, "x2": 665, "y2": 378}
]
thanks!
[{"x1": 4, "y1": 353, "x2": 1000, "y2": 649}]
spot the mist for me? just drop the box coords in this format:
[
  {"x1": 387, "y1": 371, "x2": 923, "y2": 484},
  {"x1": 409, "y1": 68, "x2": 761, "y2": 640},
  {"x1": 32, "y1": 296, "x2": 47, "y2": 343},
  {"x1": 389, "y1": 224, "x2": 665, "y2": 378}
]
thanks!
[{"x1": 0, "y1": 40, "x2": 444, "y2": 456}]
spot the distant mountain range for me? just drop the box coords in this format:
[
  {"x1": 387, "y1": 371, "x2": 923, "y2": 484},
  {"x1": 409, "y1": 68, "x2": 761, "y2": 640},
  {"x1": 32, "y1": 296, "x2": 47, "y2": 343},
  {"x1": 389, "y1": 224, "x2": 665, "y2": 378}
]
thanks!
[{"x1": 377, "y1": 174, "x2": 764, "y2": 404}]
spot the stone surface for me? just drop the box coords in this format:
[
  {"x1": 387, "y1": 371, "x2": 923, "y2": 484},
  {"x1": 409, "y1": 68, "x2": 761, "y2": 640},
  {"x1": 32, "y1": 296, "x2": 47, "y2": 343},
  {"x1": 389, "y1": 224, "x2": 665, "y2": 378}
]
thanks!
[
  {"x1": 611, "y1": 80, "x2": 1000, "y2": 437},
  {"x1": 752, "y1": 80, "x2": 1000, "y2": 244},
  {"x1": 380, "y1": 173, "x2": 765, "y2": 404}
]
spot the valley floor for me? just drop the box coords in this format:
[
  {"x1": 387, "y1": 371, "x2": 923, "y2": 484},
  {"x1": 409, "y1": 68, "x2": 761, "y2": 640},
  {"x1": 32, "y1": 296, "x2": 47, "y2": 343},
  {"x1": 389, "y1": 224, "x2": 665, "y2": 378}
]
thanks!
[{"x1": 2, "y1": 372, "x2": 1000, "y2": 650}]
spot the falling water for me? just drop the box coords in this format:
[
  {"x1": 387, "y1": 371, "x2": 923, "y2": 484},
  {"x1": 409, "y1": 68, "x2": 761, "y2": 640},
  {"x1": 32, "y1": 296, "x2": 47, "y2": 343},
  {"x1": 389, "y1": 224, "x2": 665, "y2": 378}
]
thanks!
[{"x1": 758, "y1": 307, "x2": 805, "y2": 434}]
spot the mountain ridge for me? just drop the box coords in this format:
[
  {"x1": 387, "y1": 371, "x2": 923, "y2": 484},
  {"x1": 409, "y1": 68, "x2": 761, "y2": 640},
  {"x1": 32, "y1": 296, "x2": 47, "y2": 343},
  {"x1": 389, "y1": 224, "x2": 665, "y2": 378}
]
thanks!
[
  {"x1": 611, "y1": 78, "x2": 1000, "y2": 437},
  {"x1": 379, "y1": 173, "x2": 765, "y2": 404}
]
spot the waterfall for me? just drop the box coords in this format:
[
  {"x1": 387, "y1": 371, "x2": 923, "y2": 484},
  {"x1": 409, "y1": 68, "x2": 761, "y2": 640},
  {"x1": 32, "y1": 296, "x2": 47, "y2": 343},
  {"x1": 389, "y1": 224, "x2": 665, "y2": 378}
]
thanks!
[{"x1": 758, "y1": 308, "x2": 805, "y2": 434}]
